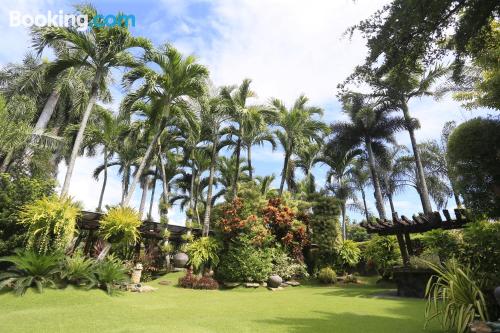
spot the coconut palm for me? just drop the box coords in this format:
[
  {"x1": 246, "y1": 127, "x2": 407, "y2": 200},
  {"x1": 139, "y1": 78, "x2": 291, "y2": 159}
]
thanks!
[
  {"x1": 121, "y1": 44, "x2": 208, "y2": 206},
  {"x1": 34, "y1": 5, "x2": 151, "y2": 197},
  {"x1": 270, "y1": 95, "x2": 327, "y2": 195},
  {"x1": 329, "y1": 92, "x2": 405, "y2": 220},
  {"x1": 220, "y1": 79, "x2": 258, "y2": 196}
]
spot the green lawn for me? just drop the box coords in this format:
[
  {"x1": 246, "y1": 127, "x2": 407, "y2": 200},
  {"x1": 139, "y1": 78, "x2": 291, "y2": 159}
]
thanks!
[{"x1": 0, "y1": 273, "x2": 440, "y2": 333}]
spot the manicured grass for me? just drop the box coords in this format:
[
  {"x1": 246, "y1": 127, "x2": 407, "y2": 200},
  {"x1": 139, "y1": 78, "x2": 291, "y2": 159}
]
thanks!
[{"x1": 0, "y1": 273, "x2": 440, "y2": 333}]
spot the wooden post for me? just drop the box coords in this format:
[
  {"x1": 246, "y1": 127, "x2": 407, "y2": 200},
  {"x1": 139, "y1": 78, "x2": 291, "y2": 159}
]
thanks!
[
  {"x1": 404, "y1": 233, "x2": 414, "y2": 256},
  {"x1": 83, "y1": 230, "x2": 94, "y2": 255},
  {"x1": 396, "y1": 233, "x2": 410, "y2": 267}
]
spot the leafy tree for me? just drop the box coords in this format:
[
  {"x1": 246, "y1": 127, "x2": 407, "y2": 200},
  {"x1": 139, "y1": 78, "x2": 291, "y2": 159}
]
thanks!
[{"x1": 447, "y1": 117, "x2": 500, "y2": 217}]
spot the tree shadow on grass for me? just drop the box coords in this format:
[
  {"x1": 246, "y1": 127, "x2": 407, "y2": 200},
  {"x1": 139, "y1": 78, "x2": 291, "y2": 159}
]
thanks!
[{"x1": 255, "y1": 310, "x2": 440, "y2": 333}]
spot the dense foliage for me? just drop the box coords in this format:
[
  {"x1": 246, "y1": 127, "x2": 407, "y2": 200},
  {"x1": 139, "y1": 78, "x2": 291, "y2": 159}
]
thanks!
[
  {"x1": 317, "y1": 267, "x2": 337, "y2": 284},
  {"x1": 99, "y1": 207, "x2": 141, "y2": 245},
  {"x1": 364, "y1": 236, "x2": 401, "y2": 279},
  {"x1": 186, "y1": 237, "x2": 221, "y2": 274},
  {"x1": 447, "y1": 118, "x2": 500, "y2": 218}
]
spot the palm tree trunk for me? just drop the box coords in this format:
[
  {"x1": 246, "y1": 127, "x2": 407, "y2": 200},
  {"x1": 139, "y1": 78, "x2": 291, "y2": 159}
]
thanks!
[
  {"x1": 0, "y1": 150, "x2": 13, "y2": 173},
  {"x1": 147, "y1": 169, "x2": 157, "y2": 220},
  {"x1": 402, "y1": 102, "x2": 432, "y2": 214},
  {"x1": 96, "y1": 148, "x2": 108, "y2": 212},
  {"x1": 139, "y1": 177, "x2": 149, "y2": 218},
  {"x1": 361, "y1": 188, "x2": 370, "y2": 223},
  {"x1": 341, "y1": 203, "x2": 346, "y2": 240},
  {"x1": 123, "y1": 119, "x2": 167, "y2": 206},
  {"x1": 247, "y1": 145, "x2": 253, "y2": 180},
  {"x1": 279, "y1": 151, "x2": 290, "y2": 195},
  {"x1": 189, "y1": 165, "x2": 196, "y2": 215},
  {"x1": 121, "y1": 166, "x2": 130, "y2": 205},
  {"x1": 22, "y1": 89, "x2": 61, "y2": 166},
  {"x1": 203, "y1": 141, "x2": 218, "y2": 236},
  {"x1": 365, "y1": 139, "x2": 386, "y2": 219},
  {"x1": 231, "y1": 137, "x2": 242, "y2": 197},
  {"x1": 158, "y1": 152, "x2": 169, "y2": 203},
  {"x1": 60, "y1": 74, "x2": 100, "y2": 197}
]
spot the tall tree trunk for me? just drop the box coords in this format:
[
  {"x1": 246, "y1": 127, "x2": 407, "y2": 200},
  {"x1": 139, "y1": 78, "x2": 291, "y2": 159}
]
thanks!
[
  {"x1": 247, "y1": 145, "x2": 253, "y2": 180},
  {"x1": 231, "y1": 137, "x2": 242, "y2": 197},
  {"x1": 96, "y1": 149, "x2": 108, "y2": 212},
  {"x1": 279, "y1": 151, "x2": 290, "y2": 195},
  {"x1": 365, "y1": 139, "x2": 386, "y2": 219},
  {"x1": 123, "y1": 118, "x2": 167, "y2": 206},
  {"x1": 147, "y1": 169, "x2": 157, "y2": 220},
  {"x1": 189, "y1": 164, "x2": 196, "y2": 218},
  {"x1": 361, "y1": 188, "x2": 370, "y2": 223},
  {"x1": 158, "y1": 151, "x2": 169, "y2": 203},
  {"x1": 121, "y1": 166, "x2": 130, "y2": 205},
  {"x1": 22, "y1": 89, "x2": 61, "y2": 166},
  {"x1": 203, "y1": 141, "x2": 218, "y2": 236},
  {"x1": 388, "y1": 193, "x2": 396, "y2": 216},
  {"x1": 60, "y1": 74, "x2": 100, "y2": 197},
  {"x1": 139, "y1": 177, "x2": 149, "y2": 218},
  {"x1": 402, "y1": 102, "x2": 432, "y2": 214},
  {"x1": 0, "y1": 150, "x2": 13, "y2": 173},
  {"x1": 341, "y1": 203, "x2": 346, "y2": 240}
]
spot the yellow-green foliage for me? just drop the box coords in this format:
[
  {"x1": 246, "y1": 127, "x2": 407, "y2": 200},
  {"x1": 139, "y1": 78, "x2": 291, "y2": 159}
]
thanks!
[
  {"x1": 99, "y1": 207, "x2": 141, "y2": 245},
  {"x1": 18, "y1": 196, "x2": 80, "y2": 254}
]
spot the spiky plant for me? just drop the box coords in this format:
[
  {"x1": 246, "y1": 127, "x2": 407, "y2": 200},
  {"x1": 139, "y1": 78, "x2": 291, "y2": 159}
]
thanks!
[
  {"x1": 94, "y1": 255, "x2": 128, "y2": 295},
  {"x1": 99, "y1": 207, "x2": 141, "y2": 245}
]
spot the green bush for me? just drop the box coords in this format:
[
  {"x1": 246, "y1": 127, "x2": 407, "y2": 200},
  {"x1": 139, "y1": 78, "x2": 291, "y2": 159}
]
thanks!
[
  {"x1": 18, "y1": 196, "x2": 80, "y2": 254},
  {"x1": 447, "y1": 117, "x2": 500, "y2": 218},
  {"x1": 0, "y1": 250, "x2": 62, "y2": 296},
  {"x1": 60, "y1": 251, "x2": 96, "y2": 288},
  {"x1": 99, "y1": 207, "x2": 141, "y2": 245},
  {"x1": 0, "y1": 174, "x2": 55, "y2": 256},
  {"x1": 186, "y1": 237, "x2": 221, "y2": 274},
  {"x1": 216, "y1": 237, "x2": 273, "y2": 282},
  {"x1": 317, "y1": 267, "x2": 337, "y2": 284},
  {"x1": 270, "y1": 246, "x2": 309, "y2": 280},
  {"x1": 94, "y1": 255, "x2": 128, "y2": 295},
  {"x1": 336, "y1": 239, "x2": 361, "y2": 268},
  {"x1": 421, "y1": 229, "x2": 463, "y2": 262},
  {"x1": 364, "y1": 236, "x2": 401, "y2": 279}
]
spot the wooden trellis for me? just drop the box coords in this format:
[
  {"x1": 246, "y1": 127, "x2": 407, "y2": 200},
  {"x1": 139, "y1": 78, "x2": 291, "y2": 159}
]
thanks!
[{"x1": 360, "y1": 209, "x2": 470, "y2": 266}]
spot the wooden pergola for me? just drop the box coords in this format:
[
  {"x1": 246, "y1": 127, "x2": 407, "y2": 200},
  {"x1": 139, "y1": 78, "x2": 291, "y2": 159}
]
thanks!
[{"x1": 360, "y1": 208, "x2": 470, "y2": 266}]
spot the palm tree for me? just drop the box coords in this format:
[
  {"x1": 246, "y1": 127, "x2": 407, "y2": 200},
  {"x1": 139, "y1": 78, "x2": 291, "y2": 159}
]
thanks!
[
  {"x1": 378, "y1": 145, "x2": 408, "y2": 217},
  {"x1": 255, "y1": 174, "x2": 276, "y2": 195},
  {"x1": 366, "y1": 65, "x2": 449, "y2": 213},
  {"x1": 34, "y1": 5, "x2": 151, "y2": 197},
  {"x1": 220, "y1": 79, "x2": 257, "y2": 196},
  {"x1": 350, "y1": 157, "x2": 372, "y2": 223},
  {"x1": 270, "y1": 95, "x2": 327, "y2": 195},
  {"x1": 295, "y1": 142, "x2": 324, "y2": 194},
  {"x1": 122, "y1": 44, "x2": 208, "y2": 206},
  {"x1": 198, "y1": 95, "x2": 231, "y2": 235},
  {"x1": 329, "y1": 92, "x2": 405, "y2": 220}
]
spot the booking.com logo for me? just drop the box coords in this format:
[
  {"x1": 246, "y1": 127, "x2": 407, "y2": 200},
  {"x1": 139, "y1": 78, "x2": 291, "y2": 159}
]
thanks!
[{"x1": 9, "y1": 10, "x2": 136, "y2": 32}]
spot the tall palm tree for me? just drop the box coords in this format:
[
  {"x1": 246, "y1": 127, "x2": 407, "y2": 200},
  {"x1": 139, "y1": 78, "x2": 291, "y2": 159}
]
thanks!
[
  {"x1": 378, "y1": 145, "x2": 408, "y2": 217},
  {"x1": 329, "y1": 92, "x2": 405, "y2": 220},
  {"x1": 366, "y1": 65, "x2": 449, "y2": 213},
  {"x1": 295, "y1": 141, "x2": 324, "y2": 194},
  {"x1": 270, "y1": 95, "x2": 327, "y2": 195},
  {"x1": 220, "y1": 79, "x2": 257, "y2": 196},
  {"x1": 122, "y1": 44, "x2": 208, "y2": 206},
  {"x1": 34, "y1": 5, "x2": 151, "y2": 197},
  {"x1": 350, "y1": 157, "x2": 372, "y2": 223},
  {"x1": 198, "y1": 95, "x2": 231, "y2": 235}
]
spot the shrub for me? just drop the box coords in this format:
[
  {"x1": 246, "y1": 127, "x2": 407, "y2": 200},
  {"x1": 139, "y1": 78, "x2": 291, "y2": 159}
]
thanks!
[
  {"x1": 193, "y1": 276, "x2": 219, "y2": 290},
  {"x1": 270, "y1": 246, "x2": 309, "y2": 280},
  {"x1": 60, "y1": 251, "x2": 96, "y2": 288},
  {"x1": 336, "y1": 239, "x2": 361, "y2": 268},
  {"x1": 94, "y1": 255, "x2": 128, "y2": 295},
  {"x1": 0, "y1": 173, "x2": 55, "y2": 256},
  {"x1": 364, "y1": 235, "x2": 401, "y2": 279},
  {"x1": 318, "y1": 267, "x2": 337, "y2": 284},
  {"x1": 178, "y1": 270, "x2": 198, "y2": 288},
  {"x1": 99, "y1": 207, "x2": 141, "y2": 245},
  {"x1": 421, "y1": 229, "x2": 462, "y2": 262},
  {"x1": 447, "y1": 117, "x2": 500, "y2": 218},
  {"x1": 425, "y1": 259, "x2": 488, "y2": 333},
  {"x1": 0, "y1": 250, "x2": 62, "y2": 296},
  {"x1": 186, "y1": 237, "x2": 221, "y2": 274},
  {"x1": 216, "y1": 237, "x2": 273, "y2": 282},
  {"x1": 460, "y1": 220, "x2": 500, "y2": 289},
  {"x1": 18, "y1": 196, "x2": 80, "y2": 254}
]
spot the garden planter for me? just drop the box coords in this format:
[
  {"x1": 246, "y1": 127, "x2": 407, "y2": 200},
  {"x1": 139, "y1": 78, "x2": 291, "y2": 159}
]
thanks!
[
  {"x1": 267, "y1": 275, "x2": 283, "y2": 288},
  {"x1": 392, "y1": 267, "x2": 434, "y2": 298},
  {"x1": 173, "y1": 252, "x2": 189, "y2": 268}
]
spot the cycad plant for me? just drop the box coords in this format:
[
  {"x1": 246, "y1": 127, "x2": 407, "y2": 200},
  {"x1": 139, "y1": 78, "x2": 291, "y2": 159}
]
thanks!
[
  {"x1": 93, "y1": 255, "x2": 128, "y2": 295},
  {"x1": 0, "y1": 250, "x2": 62, "y2": 296},
  {"x1": 60, "y1": 251, "x2": 97, "y2": 288},
  {"x1": 425, "y1": 259, "x2": 488, "y2": 333}
]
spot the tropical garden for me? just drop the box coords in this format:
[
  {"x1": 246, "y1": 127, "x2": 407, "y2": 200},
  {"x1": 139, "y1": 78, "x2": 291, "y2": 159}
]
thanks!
[{"x1": 0, "y1": 2, "x2": 499, "y2": 332}]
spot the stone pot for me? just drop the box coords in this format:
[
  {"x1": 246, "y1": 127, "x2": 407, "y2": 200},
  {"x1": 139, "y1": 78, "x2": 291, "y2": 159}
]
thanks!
[
  {"x1": 267, "y1": 275, "x2": 283, "y2": 288},
  {"x1": 173, "y1": 252, "x2": 189, "y2": 268}
]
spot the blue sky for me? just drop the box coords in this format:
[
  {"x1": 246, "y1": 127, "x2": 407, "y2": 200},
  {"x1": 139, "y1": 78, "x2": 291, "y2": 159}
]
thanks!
[{"x1": 0, "y1": 0, "x2": 495, "y2": 224}]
